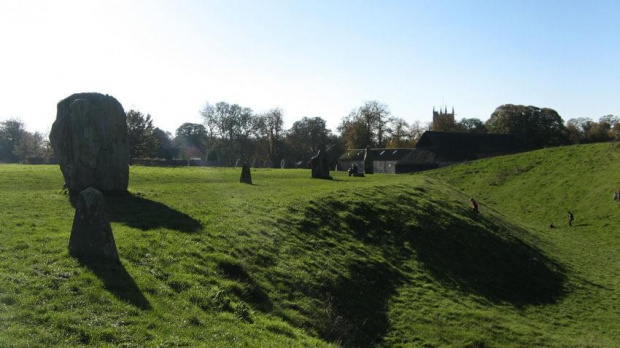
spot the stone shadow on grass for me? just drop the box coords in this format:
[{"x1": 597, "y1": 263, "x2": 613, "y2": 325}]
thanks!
[
  {"x1": 105, "y1": 194, "x2": 202, "y2": 232},
  {"x1": 69, "y1": 193, "x2": 202, "y2": 232},
  {"x1": 77, "y1": 257, "x2": 151, "y2": 310}
]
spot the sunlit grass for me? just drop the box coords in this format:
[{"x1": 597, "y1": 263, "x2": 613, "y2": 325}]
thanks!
[{"x1": 1, "y1": 145, "x2": 619, "y2": 347}]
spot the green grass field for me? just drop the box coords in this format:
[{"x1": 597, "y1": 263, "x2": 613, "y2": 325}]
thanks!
[{"x1": 1, "y1": 142, "x2": 619, "y2": 347}]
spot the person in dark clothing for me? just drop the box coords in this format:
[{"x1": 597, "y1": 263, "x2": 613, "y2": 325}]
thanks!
[
  {"x1": 568, "y1": 211, "x2": 574, "y2": 226},
  {"x1": 348, "y1": 163, "x2": 358, "y2": 176},
  {"x1": 470, "y1": 198, "x2": 479, "y2": 214}
]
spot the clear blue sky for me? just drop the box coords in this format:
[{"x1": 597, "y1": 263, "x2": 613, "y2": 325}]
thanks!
[{"x1": 1, "y1": 0, "x2": 618, "y2": 135}]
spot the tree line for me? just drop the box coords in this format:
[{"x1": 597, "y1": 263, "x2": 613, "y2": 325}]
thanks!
[
  {"x1": 122, "y1": 102, "x2": 341, "y2": 168},
  {"x1": 1, "y1": 102, "x2": 618, "y2": 164},
  {"x1": 432, "y1": 104, "x2": 620, "y2": 149}
]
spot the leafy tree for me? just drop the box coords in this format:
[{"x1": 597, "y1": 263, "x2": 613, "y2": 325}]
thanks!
[
  {"x1": 286, "y1": 116, "x2": 331, "y2": 162},
  {"x1": 565, "y1": 115, "x2": 619, "y2": 144},
  {"x1": 611, "y1": 123, "x2": 620, "y2": 141},
  {"x1": 565, "y1": 119, "x2": 584, "y2": 144},
  {"x1": 175, "y1": 123, "x2": 208, "y2": 159},
  {"x1": 152, "y1": 128, "x2": 174, "y2": 160},
  {"x1": 585, "y1": 121, "x2": 612, "y2": 143},
  {"x1": 126, "y1": 110, "x2": 159, "y2": 161},
  {"x1": 13, "y1": 131, "x2": 45, "y2": 162},
  {"x1": 339, "y1": 101, "x2": 391, "y2": 149},
  {"x1": 486, "y1": 104, "x2": 568, "y2": 149},
  {"x1": 457, "y1": 118, "x2": 487, "y2": 133},
  {"x1": 0, "y1": 119, "x2": 26, "y2": 162},
  {"x1": 595, "y1": 115, "x2": 620, "y2": 142}
]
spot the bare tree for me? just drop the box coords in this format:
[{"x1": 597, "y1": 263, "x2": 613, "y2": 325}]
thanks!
[{"x1": 257, "y1": 108, "x2": 284, "y2": 167}]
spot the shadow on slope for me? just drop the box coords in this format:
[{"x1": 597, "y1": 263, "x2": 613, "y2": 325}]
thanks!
[
  {"x1": 76, "y1": 257, "x2": 151, "y2": 310},
  {"x1": 68, "y1": 192, "x2": 202, "y2": 232},
  {"x1": 410, "y1": 200, "x2": 566, "y2": 305},
  {"x1": 283, "y1": 183, "x2": 565, "y2": 347},
  {"x1": 215, "y1": 254, "x2": 274, "y2": 313},
  {"x1": 105, "y1": 194, "x2": 202, "y2": 232}
]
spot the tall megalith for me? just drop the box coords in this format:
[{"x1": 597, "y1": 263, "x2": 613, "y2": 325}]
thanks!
[
  {"x1": 50, "y1": 93, "x2": 129, "y2": 195},
  {"x1": 240, "y1": 163, "x2": 253, "y2": 184},
  {"x1": 311, "y1": 144, "x2": 332, "y2": 180},
  {"x1": 69, "y1": 188, "x2": 119, "y2": 262}
]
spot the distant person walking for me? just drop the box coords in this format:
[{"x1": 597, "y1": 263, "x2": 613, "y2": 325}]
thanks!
[
  {"x1": 568, "y1": 211, "x2": 574, "y2": 227},
  {"x1": 470, "y1": 198, "x2": 479, "y2": 214}
]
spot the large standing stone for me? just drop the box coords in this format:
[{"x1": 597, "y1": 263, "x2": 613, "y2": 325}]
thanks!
[
  {"x1": 364, "y1": 145, "x2": 374, "y2": 174},
  {"x1": 240, "y1": 163, "x2": 252, "y2": 184},
  {"x1": 50, "y1": 93, "x2": 129, "y2": 195},
  {"x1": 311, "y1": 144, "x2": 332, "y2": 179},
  {"x1": 69, "y1": 188, "x2": 119, "y2": 262}
]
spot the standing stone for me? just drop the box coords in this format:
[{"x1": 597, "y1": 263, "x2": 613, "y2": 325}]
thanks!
[
  {"x1": 240, "y1": 163, "x2": 252, "y2": 184},
  {"x1": 50, "y1": 93, "x2": 129, "y2": 195},
  {"x1": 311, "y1": 144, "x2": 332, "y2": 179},
  {"x1": 364, "y1": 145, "x2": 374, "y2": 174},
  {"x1": 69, "y1": 188, "x2": 119, "y2": 262}
]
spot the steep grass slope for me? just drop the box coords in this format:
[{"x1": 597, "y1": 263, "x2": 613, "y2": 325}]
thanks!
[
  {"x1": 428, "y1": 142, "x2": 620, "y2": 346},
  {"x1": 0, "y1": 160, "x2": 596, "y2": 347}
]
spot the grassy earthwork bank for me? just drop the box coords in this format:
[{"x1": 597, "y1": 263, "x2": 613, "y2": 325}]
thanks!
[{"x1": 0, "y1": 142, "x2": 619, "y2": 347}]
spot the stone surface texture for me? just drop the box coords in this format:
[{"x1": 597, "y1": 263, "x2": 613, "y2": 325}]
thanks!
[
  {"x1": 69, "y1": 188, "x2": 119, "y2": 261},
  {"x1": 50, "y1": 93, "x2": 129, "y2": 195}
]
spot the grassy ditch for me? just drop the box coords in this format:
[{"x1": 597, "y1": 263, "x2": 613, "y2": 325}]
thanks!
[{"x1": 0, "y1": 155, "x2": 611, "y2": 346}]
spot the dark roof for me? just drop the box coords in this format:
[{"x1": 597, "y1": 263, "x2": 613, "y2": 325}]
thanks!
[
  {"x1": 416, "y1": 131, "x2": 524, "y2": 153},
  {"x1": 339, "y1": 148, "x2": 413, "y2": 161},
  {"x1": 396, "y1": 148, "x2": 437, "y2": 166}
]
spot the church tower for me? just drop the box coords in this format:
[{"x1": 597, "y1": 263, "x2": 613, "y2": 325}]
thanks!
[{"x1": 432, "y1": 105, "x2": 455, "y2": 131}]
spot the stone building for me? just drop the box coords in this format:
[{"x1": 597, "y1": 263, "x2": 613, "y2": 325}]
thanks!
[
  {"x1": 338, "y1": 148, "x2": 413, "y2": 174},
  {"x1": 432, "y1": 106, "x2": 455, "y2": 131}
]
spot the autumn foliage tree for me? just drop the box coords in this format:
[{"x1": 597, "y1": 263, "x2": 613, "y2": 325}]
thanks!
[{"x1": 566, "y1": 115, "x2": 620, "y2": 144}]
